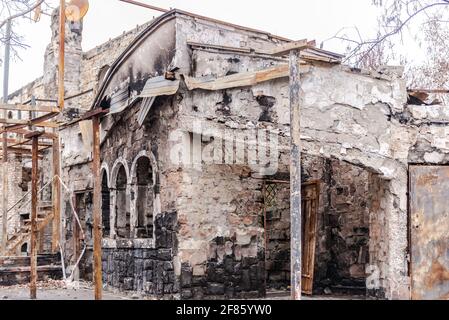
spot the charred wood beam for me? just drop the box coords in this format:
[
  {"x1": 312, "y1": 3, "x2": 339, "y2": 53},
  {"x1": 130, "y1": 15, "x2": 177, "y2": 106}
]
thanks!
[
  {"x1": 289, "y1": 49, "x2": 302, "y2": 300},
  {"x1": 0, "y1": 104, "x2": 60, "y2": 113}
]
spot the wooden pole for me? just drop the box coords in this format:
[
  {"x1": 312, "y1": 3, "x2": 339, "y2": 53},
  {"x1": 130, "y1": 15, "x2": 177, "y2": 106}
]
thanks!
[
  {"x1": 1, "y1": 19, "x2": 11, "y2": 256},
  {"x1": 289, "y1": 49, "x2": 302, "y2": 300},
  {"x1": 58, "y1": 0, "x2": 65, "y2": 112},
  {"x1": 92, "y1": 116, "x2": 103, "y2": 300},
  {"x1": 30, "y1": 136, "x2": 39, "y2": 300},
  {"x1": 1, "y1": 136, "x2": 8, "y2": 256},
  {"x1": 51, "y1": 134, "x2": 61, "y2": 252},
  {"x1": 51, "y1": 0, "x2": 64, "y2": 253}
]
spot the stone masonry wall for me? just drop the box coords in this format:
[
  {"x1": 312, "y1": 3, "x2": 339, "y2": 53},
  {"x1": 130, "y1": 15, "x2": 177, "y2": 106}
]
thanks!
[
  {"x1": 264, "y1": 155, "x2": 371, "y2": 294},
  {"x1": 96, "y1": 95, "x2": 182, "y2": 296},
  {"x1": 175, "y1": 166, "x2": 267, "y2": 299},
  {"x1": 102, "y1": 211, "x2": 178, "y2": 296}
]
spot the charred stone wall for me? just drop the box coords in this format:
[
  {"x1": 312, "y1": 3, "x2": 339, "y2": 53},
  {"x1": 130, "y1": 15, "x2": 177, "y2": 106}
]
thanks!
[
  {"x1": 102, "y1": 211, "x2": 178, "y2": 296},
  {"x1": 173, "y1": 165, "x2": 267, "y2": 299},
  {"x1": 96, "y1": 94, "x2": 182, "y2": 296},
  {"x1": 312, "y1": 159, "x2": 370, "y2": 295},
  {"x1": 264, "y1": 156, "x2": 371, "y2": 294},
  {"x1": 180, "y1": 236, "x2": 265, "y2": 299}
]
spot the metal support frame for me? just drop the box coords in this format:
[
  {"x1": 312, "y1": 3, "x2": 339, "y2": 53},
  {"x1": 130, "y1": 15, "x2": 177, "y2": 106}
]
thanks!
[
  {"x1": 51, "y1": 0, "x2": 65, "y2": 253},
  {"x1": 1, "y1": 19, "x2": 11, "y2": 256},
  {"x1": 51, "y1": 134, "x2": 61, "y2": 252},
  {"x1": 30, "y1": 135, "x2": 39, "y2": 300},
  {"x1": 92, "y1": 115, "x2": 103, "y2": 300},
  {"x1": 289, "y1": 49, "x2": 302, "y2": 300}
]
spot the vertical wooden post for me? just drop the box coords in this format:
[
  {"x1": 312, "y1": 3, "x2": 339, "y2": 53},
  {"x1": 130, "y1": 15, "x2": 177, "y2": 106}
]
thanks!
[
  {"x1": 1, "y1": 19, "x2": 11, "y2": 256},
  {"x1": 92, "y1": 116, "x2": 103, "y2": 300},
  {"x1": 58, "y1": 0, "x2": 65, "y2": 112},
  {"x1": 51, "y1": 0, "x2": 64, "y2": 254},
  {"x1": 30, "y1": 136, "x2": 39, "y2": 300},
  {"x1": 1, "y1": 133, "x2": 7, "y2": 255},
  {"x1": 52, "y1": 133, "x2": 61, "y2": 252},
  {"x1": 289, "y1": 50, "x2": 302, "y2": 300}
]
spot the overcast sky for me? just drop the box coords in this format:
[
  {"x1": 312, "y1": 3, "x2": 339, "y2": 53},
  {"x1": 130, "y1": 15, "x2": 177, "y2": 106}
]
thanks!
[{"x1": 2, "y1": 0, "x2": 384, "y2": 93}]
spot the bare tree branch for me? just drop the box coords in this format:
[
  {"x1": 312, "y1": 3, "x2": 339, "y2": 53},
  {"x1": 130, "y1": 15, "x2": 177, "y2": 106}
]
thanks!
[
  {"x1": 329, "y1": 0, "x2": 449, "y2": 70},
  {"x1": 0, "y1": 0, "x2": 45, "y2": 30},
  {"x1": 0, "y1": 0, "x2": 49, "y2": 63}
]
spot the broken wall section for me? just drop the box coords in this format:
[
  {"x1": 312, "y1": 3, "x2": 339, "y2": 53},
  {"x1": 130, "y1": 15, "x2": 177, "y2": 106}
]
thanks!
[
  {"x1": 98, "y1": 96, "x2": 181, "y2": 296},
  {"x1": 265, "y1": 156, "x2": 371, "y2": 295}
]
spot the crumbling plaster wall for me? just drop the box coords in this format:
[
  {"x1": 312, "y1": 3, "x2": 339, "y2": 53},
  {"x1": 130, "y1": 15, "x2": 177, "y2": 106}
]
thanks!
[
  {"x1": 173, "y1": 41, "x2": 449, "y2": 299},
  {"x1": 265, "y1": 156, "x2": 372, "y2": 294},
  {"x1": 98, "y1": 96, "x2": 181, "y2": 296},
  {"x1": 5, "y1": 8, "x2": 449, "y2": 300},
  {"x1": 0, "y1": 155, "x2": 25, "y2": 239},
  {"x1": 1, "y1": 6, "x2": 157, "y2": 265},
  {"x1": 174, "y1": 14, "x2": 289, "y2": 76}
]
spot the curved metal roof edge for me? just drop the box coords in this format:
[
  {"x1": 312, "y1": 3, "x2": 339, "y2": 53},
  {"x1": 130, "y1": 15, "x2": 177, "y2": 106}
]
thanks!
[
  {"x1": 91, "y1": 10, "x2": 177, "y2": 109},
  {"x1": 91, "y1": 9, "x2": 294, "y2": 110}
]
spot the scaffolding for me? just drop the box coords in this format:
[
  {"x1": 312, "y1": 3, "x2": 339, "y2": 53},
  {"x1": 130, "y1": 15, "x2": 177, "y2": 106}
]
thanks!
[
  {"x1": 0, "y1": 0, "x2": 66, "y2": 300},
  {"x1": 0, "y1": 0, "x2": 344, "y2": 301}
]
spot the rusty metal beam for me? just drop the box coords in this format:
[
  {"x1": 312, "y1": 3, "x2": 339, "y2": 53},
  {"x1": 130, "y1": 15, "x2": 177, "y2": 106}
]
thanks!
[
  {"x1": 0, "y1": 147, "x2": 45, "y2": 155},
  {"x1": 4, "y1": 138, "x2": 52, "y2": 148},
  {"x1": 92, "y1": 116, "x2": 103, "y2": 300},
  {"x1": 0, "y1": 118, "x2": 59, "y2": 128},
  {"x1": 51, "y1": 131, "x2": 61, "y2": 253},
  {"x1": 30, "y1": 135, "x2": 39, "y2": 299},
  {"x1": 58, "y1": 0, "x2": 65, "y2": 112},
  {"x1": 0, "y1": 103, "x2": 60, "y2": 113},
  {"x1": 1, "y1": 128, "x2": 7, "y2": 255},
  {"x1": 1, "y1": 19, "x2": 11, "y2": 256},
  {"x1": 289, "y1": 49, "x2": 302, "y2": 300},
  {"x1": 118, "y1": 0, "x2": 169, "y2": 13},
  {"x1": 7, "y1": 128, "x2": 57, "y2": 140},
  {"x1": 1, "y1": 112, "x2": 60, "y2": 132}
]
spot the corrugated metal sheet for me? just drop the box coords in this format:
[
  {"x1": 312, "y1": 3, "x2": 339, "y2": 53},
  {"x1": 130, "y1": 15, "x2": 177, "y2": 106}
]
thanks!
[
  {"x1": 409, "y1": 165, "x2": 449, "y2": 300},
  {"x1": 137, "y1": 97, "x2": 156, "y2": 127},
  {"x1": 109, "y1": 87, "x2": 130, "y2": 114},
  {"x1": 139, "y1": 76, "x2": 179, "y2": 98}
]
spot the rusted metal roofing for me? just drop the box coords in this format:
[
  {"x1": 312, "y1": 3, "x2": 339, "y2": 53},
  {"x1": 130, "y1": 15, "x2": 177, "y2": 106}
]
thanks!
[{"x1": 91, "y1": 9, "x2": 344, "y2": 114}]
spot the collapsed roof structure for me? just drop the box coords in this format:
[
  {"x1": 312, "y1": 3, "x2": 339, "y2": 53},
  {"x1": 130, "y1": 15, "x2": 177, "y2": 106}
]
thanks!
[{"x1": 0, "y1": 4, "x2": 448, "y2": 301}]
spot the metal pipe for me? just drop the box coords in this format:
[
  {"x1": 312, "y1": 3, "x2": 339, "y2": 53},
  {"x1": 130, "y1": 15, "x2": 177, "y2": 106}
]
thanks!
[
  {"x1": 58, "y1": 0, "x2": 65, "y2": 111},
  {"x1": 30, "y1": 136, "x2": 39, "y2": 299},
  {"x1": 92, "y1": 115, "x2": 103, "y2": 300},
  {"x1": 289, "y1": 49, "x2": 302, "y2": 300},
  {"x1": 118, "y1": 0, "x2": 169, "y2": 13},
  {"x1": 1, "y1": 18, "x2": 11, "y2": 255}
]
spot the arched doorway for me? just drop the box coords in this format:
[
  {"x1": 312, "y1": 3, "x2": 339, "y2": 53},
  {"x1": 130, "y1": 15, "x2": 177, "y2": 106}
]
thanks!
[
  {"x1": 134, "y1": 157, "x2": 154, "y2": 238},
  {"x1": 101, "y1": 170, "x2": 111, "y2": 237},
  {"x1": 115, "y1": 165, "x2": 130, "y2": 238}
]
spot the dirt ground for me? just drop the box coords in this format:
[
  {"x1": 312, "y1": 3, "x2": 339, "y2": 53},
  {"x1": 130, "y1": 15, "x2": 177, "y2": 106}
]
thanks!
[
  {"x1": 0, "y1": 280, "x2": 132, "y2": 300},
  {"x1": 0, "y1": 282, "x2": 368, "y2": 300}
]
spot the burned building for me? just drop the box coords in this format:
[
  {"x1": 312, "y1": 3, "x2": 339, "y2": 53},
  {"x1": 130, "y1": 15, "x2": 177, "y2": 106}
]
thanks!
[{"x1": 1, "y1": 8, "x2": 449, "y2": 301}]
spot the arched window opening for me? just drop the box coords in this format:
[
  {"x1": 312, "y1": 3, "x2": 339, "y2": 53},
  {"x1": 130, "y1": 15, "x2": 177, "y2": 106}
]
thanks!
[
  {"x1": 135, "y1": 157, "x2": 154, "y2": 239},
  {"x1": 115, "y1": 165, "x2": 130, "y2": 238},
  {"x1": 21, "y1": 243, "x2": 28, "y2": 256},
  {"x1": 101, "y1": 170, "x2": 111, "y2": 237}
]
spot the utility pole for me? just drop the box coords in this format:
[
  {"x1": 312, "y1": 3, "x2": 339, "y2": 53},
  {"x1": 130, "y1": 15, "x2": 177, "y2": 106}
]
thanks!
[
  {"x1": 289, "y1": 49, "x2": 302, "y2": 300},
  {"x1": 30, "y1": 134, "x2": 40, "y2": 300},
  {"x1": 51, "y1": 0, "x2": 65, "y2": 253},
  {"x1": 92, "y1": 115, "x2": 103, "y2": 300},
  {"x1": 1, "y1": 18, "x2": 11, "y2": 256}
]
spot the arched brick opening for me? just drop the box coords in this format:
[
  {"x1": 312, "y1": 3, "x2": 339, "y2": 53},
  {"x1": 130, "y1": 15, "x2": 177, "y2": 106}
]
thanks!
[
  {"x1": 101, "y1": 170, "x2": 111, "y2": 238},
  {"x1": 115, "y1": 165, "x2": 130, "y2": 238},
  {"x1": 134, "y1": 156, "x2": 154, "y2": 239}
]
